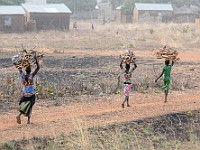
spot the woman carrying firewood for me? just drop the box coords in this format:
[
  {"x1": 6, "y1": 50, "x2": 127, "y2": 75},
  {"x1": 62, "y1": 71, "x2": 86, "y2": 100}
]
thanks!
[
  {"x1": 120, "y1": 60, "x2": 137, "y2": 108},
  {"x1": 16, "y1": 53, "x2": 40, "y2": 124},
  {"x1": 155, "y1": 60, "x2": 174, "y2": 103}
]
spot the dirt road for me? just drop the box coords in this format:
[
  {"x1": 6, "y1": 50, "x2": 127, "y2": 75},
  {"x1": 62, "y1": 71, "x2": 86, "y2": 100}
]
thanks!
[{"x1": 0, "y1": 90, "x2": 200, "y2": 143}]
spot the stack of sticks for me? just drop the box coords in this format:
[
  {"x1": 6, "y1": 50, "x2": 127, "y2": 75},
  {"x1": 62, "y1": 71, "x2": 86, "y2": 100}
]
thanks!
[
  {"x1": 12, "y1": 46, "x2": 44, "y2": 68},
  {"x1": 120, "y1": 50, "x2": 136, "y2": 64},
  {"x1": 153, "y1": 45, "x2": 180, "y2": 61}
]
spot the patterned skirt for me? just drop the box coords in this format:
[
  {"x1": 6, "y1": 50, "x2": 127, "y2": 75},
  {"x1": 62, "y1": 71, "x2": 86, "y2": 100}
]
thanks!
[
  {"x1": 124, "y1": 84, "x2": 132, "y2": 96},
  {"x1": 19, "y1": 95, "x2": 35, "y2": 117}
]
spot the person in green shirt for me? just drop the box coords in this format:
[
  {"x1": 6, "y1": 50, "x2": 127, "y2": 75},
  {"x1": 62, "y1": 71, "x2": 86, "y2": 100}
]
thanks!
[{"x1": 155, "y1": 60, "x2": 174, "y2": 103}]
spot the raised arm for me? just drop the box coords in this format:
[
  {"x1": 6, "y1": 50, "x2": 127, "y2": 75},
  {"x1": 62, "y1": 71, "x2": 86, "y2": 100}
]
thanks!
[
  {"x1": 171, "y1": 60, "x2": 174, "y2": 66},
  {"x1": 32, "y1": 54, "x2": 40, "y2": 77},
  {"x1": 120, "y1": 60, "x2": 123, "y2": 70},
  {"x1": 18, "y1": 67, "x2": 23, "y2": 74},
  {"x1": 131, "y1": 63, "x2": 137, "y2": 72}
]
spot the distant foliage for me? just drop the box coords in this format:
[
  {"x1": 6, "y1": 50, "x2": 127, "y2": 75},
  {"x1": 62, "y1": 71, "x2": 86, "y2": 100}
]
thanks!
[
  {"x1": 110, "y1": 0, "x2": 124, "y2": 10},
  {"x1": 0, "y1": 0, "x2": 199, "y2": 8},
  {"x1": 101, "y1": 0, "x2": 109, "y2": 3},
  {"x1": 0, "y1": 0, "x2": 25, "y2": 5},
  {"x1": 1, "y1": 0, "x2": 199, "y2": 11},
  {"x1": 47, "y1": 0, "x2": 97, "y2": 13},
  {"x1": 111, "y1": 0, "x2": 200, "y2": 14},
  {"x1": 122, "y1": 0, "x2": 135, "y2": 15},
  {"x1": 135, "y1": 0, "x2": 200, "y2": 7}
]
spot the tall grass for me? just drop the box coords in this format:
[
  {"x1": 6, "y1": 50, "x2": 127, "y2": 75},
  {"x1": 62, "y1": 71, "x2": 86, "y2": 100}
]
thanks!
[{"x1": 0, "y1": 22, "x2": 199, "y2": 53}]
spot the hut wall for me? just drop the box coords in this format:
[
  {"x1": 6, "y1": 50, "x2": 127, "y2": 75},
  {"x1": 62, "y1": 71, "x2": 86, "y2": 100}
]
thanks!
[
  {"x1": 115, "y1": 9, "x2": 122, "y2": 23},
  {"x1": 173, "y1": 14, "x2": 196, "y2": 23},
  {"x1": 133, "y1": 7, "x2": 139, "y2": 22},
  {"x1": 137, "y1": 10, "x2": 172, "y2": 23},
  {"x1": 0, "y1": 15, "x2": 25, "y2": 32},
  {"x1": 30, "y1": 13, "x2": 70, "y2": 30}
]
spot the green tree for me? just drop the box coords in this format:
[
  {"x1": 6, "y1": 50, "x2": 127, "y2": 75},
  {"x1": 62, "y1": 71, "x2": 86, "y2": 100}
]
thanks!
[
  {"x1": 122, "y1": 0, "x2": 135, "y2": 15},
  {"x1": 110, "y1": 0, "x2": 124, "y2": 10},
  {"x1": 120, "y1": 0, "x2": 200, "y2": 13},
  {"x1": 0, "y1": 0, "x2": 24, "y2": 5},
  {"x1": 135, "y1": 0, "x2": 200, "y2": 7},
  {"x1": 47, "y1": 0, "x2": 97, "y2": 13}
]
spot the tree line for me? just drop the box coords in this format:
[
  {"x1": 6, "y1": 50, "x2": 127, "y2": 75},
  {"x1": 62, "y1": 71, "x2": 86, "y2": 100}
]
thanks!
[
  {"x1": 0, "y1": 0, "x2": 200, "y2": 13},
  {"x1": 0, "y1": 0, "x2": 24, "y2": 5},
  {"x1": 112, "y1": 0, "x2": 200, "y2": 14}
]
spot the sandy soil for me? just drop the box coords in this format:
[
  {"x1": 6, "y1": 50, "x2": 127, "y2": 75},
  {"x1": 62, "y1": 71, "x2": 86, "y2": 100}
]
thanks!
[
  {"x1": 0, "y1": 46, "x2": 200, "y2": 143},
  {"x1": 0, "y1": 24, "x2": 199, "y2": 143},
  {"x1": 0, "y1": 89, "x2": 200, "y2": 143}
]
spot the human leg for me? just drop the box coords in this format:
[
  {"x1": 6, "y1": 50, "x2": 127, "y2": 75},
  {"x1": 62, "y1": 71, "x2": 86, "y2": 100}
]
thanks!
[
  {"x1": 16, "y1": 112, "x2": 22, "y2": 124},
  {"x1": 163, "y1": 78, "x2": 170, "y2": 102},
  {"x1": 122, "y1": 96, "x2": 128, "y2": 108},
  {"x1": 27, "y1": 95, "x2": 35, "y2": 124},
  {"x1": 123, "y1": 84, "x2": 132, "y2": 108},
  {"x1": 17, "y1": 96, "x2": 24, "y2": 124},
  {"x1": 27, "y1": 116, "x2": 31, "y2": 124},
  {"x1": 127, "y1": 96, "x2": 131, "y2": 107},
  {"x1": 17, "y1": 95, "x2": 35, "y2": 124},
  {"x1": 164, "y1": 90, "x2": 168, "y2": 102}
]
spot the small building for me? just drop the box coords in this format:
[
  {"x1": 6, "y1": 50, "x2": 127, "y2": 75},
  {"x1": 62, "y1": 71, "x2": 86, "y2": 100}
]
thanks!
[
  {"x1": 133, "y1": 3, "x2": 173, "y2": 23},
  {"x1": 0, "y1": 6, "x2": 26, "y2": 33},
  {"x1": 190, "y1": 5, "x2": 200, "y2": 14},
  {"x1": 22, "y1": 4, "x2": 72, "y2": 30},
  {"x1": 115, "y1": 6, "x2": 132, "y2": 23},
  {"x1": 115, "y1": 6, "x2": 123, "y2": 23},
  {"x1": 173, "y1": 5, "x2": 199, "y2": 23}
]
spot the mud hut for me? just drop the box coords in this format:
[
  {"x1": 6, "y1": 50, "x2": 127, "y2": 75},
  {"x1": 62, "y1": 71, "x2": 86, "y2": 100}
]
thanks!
[
  {"x1": 115, "y1": 6, "x2": 125, "y2": 23},
  {"x1": 115, "y1": 6, "x2": 132, "y2": 23},
  {"x1": 22, "y1": 4, "x2": 72, "y2": 30},
  {"x1": 0, "y1": 6, "x2": 26, "y2": 33},
  {"x1": 133, "y1": 3, "x2": 173, "y2": 23},
  {"x1": 173, "y1": 5, "x2": 197, "y2": 23}
]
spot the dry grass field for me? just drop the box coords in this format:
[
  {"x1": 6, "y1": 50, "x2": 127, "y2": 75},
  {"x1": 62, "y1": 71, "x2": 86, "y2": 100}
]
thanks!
[{"x1": 0, "y1": 22, "x2": 200, "y2": 149}]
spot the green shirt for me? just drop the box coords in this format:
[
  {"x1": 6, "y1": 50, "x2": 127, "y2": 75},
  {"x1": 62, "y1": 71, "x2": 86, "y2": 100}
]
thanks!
[{"x1": 163, "y1": 65, "x2": 172, "y2": 78}]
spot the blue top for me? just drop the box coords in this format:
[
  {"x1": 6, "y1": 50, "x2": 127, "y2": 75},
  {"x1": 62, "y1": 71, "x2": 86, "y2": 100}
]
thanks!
[
  {"x1": 20, "y1": 73, "x2": 35, "y2": 94},
  {"x1": 23, "y1": 86, "x2": 35, "y2": 94}
]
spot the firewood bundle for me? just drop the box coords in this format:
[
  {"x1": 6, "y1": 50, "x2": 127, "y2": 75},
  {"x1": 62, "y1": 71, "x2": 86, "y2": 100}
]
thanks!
[
  {"x1": 120, "y1": 50, "x2": 136, "y2": 64},
  {"x1": 153, "y1": 45, "x2": 180, "y2": 61},
  {"x1": 12, "y1": 46, "x2": 44, "y2": 68}
]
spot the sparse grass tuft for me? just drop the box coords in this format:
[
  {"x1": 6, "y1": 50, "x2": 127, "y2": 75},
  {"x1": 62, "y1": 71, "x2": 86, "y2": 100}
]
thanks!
[{"x1": 1, "y1": 110, "x2": 200, "y2": 150}]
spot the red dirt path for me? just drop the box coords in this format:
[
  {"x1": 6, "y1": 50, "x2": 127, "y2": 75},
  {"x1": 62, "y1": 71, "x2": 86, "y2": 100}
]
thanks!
[
  {"x1": 0, "y1": 90, "x2": 200, "y2": 143},
  {"x1": 0, "y1": 49, "x2": 199, "y2": 143}
]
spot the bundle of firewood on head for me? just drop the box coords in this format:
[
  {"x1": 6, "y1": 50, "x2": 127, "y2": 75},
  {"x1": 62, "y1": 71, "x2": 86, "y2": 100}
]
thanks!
[
  {"x1": 120, "y1": 49, "x2": 136, "y2": 64},
  {"x1": 12, "y1": 45, "x2": 44, "y2": 69},
  {"x1": 153, "y1": 45, "x2": 180, "y2": 61}
]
